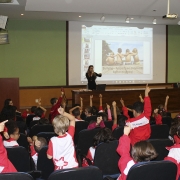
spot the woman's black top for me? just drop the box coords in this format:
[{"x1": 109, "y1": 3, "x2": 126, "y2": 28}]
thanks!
[{"x1": 86, "y1": 72, "x2": 102, "y2": 90}]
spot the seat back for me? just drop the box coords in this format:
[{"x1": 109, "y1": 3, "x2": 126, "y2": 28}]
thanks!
[
  {"x1": 77, "y1": 128, "x2": 100, "y2": 156},
  {"x1": 29, "y1": 120, "x2": 39, "y2": 129},
  {"x1": 112, "y1": 126, "x2": 124, "y2": 140},
  {"x1": 74, "y1": 121, "x2": 88, "y2": 145},
  {"x1": 29, "y1": 125, "x2": 54, "y2": 137},
  {"x1": 94, "y1": 140, "x2": 120, "y2": 176},
  {"x1": 147, "y1": 139, "x2": 173, "y2": 161},
  {"x1": 37, "y1": 132, "x2": 57, "y2": 143},
  {"x1": 26, "y1": 115, "x2": 36, "y2": 128},
  {"x1": 37, "y1": 146, "x2": 54, "y2": 180},
  {"x1": 48, "y1": 166, "x2": 103, "y2": 180},
  {"x1": 126, "y1": 161, "x2": 177, "y2": 180},
  {"x1": 150, "y1": 124, "x2": 169, "y2": 139},
  {"x1": 0, "y1": 172, "x2": 34, "y2": 180},
  {"x1": 104, "y1": 121, "x2": 113, "y2": 130},
  {"x1": 17, "y1": 133, "x2": 29, "y2": 150},
  {"x1": 162, "y1": 116, "x2": 172, "y2": 129},
  {"x1": 6, "y1": 146, "x2": 31, "y2": 172}
]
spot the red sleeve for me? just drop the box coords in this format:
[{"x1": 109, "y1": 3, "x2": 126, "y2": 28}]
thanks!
[
  {"x1": 68, "y1": 125, "x2": 75, "y2": 138},
  {"x1": 112, "y1": 124, "x2": 118, "y2": 131},
  {"x1": 30, "y1": 145, "x2": 36, "y2": 156},
  {"x1": 99, "y1": 120, "x2": 105, "y2": 128},
  {"x1": 4, "y1": 126, "x2": 8, "y2": 132},
  {"x1": 174, "y1": 135, "x2": 180, "y2": 144},
  {"x1": 47, "y1": 140, "x2": 53, "y2": 156},
  {"x1": 99, "y1": 106, "x2": 103, "y2": 111},
  {"x1": 86, "y1": 149, "x2": 93, "y2": 162},
  {"x1": 53, "y1": 97, "x2": 63, "y2": 111},
  {"x1": 22, "y1": 111, "x2": 29, "y2": 119},
  {"x1": 87, "y1": 122, "x2": 97, "y2": 130},
  {"x1": 143, "y1": 97, "x2": 151, "y2": 119},
  {"x1": 155, "y1": 114, "x2": 162, "y2": 125},
  {"x1": 122, "y1": 106, "x2": 130, "y2": 119},
  {"x1": 116, "y1": 135, "x2": 135, "y2": 177}
]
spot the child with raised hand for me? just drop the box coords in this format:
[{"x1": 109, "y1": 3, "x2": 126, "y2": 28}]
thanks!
[
  {"x1": 0, "y1": 120, "x2": 17, "y2": 173},
  {"x1": 153, "y1": 108, "x2": 162, "y2": 125},
  {"x1": 69, "y1": 105, "x2": 83, "y2": 121},
  {"x1": 158, "y1": 95, "x2": 169, "y2": 116},
  {"x1": 50, "y1": 91, "x2": 64, "y2": 123},
  {"x1": 47, "y1": 107, "x2": 78, "y2": 170},
  {"x1": 120, "y1": 84, "x2": 152, "y2": 145},
  {"x1": 87, "y1": 116, "x2": 105, "y2": 130},
  {"x1": 83, "y1": 127, "x2": 114, "y2": 166},
  {"x1": 117, "y1": 125, "x2": 157, "y2": 180},
  {"x1": 3, "y1": 121, "x2": 20, "y2": 147}
]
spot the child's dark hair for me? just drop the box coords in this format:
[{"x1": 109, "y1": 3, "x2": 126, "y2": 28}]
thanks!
[
  {"x1": 97, "y1": 112, "x2": 108, "y2": 121},
  {"x1": 6, "y1": 120, "x2": 18, "y2": 135},
  {"x1": 85, "y1": 106, "x2": 93, "y2": 115},
  {"x1": 31, "y1": 106, "x2": 37, "y2": 113},
  {"x1": 50, "y1": 98, "x2": 58, "y2": 105},
  {"x1": 92, "y1": 106, "x2": 98, "y2": 115},
  {"x1": 132, "y1": 101, "x2": 144, "y2": 114},
  {"x1": 72, "y1": 108, "x2": 80, "y2": 117},
  {"x1": 131, "y1": 141, "x2": 157, "y2": 162},
  {"x1": 38, "y1": 118, "x2": 50, "y2": 125},
  {"x1": 169, "y1": 118, "x2": 180, "y2": 137},
  {"x1": 93, "y1": 127, "x2": 114, "y2": 147},
  {"x1": 35, "y1": 108, "x2": 44, "y2": 117},
  {"x1": 34, "y1": 137, "x2": 47, "y2": 153},
  {"x1": 117, "y1": 115, "x2": 128, "y2": 127}
]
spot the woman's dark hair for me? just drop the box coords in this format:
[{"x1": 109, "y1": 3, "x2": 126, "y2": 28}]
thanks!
[
  {"x1": 131, "y1": 141, "x2": 158, "y2": 162},
  {"x1": 93, "y1": 127, "x2": 114, "y2": 147},
  {"x1": 86, "y1": 65, "x2": 96, "y2": 78},
  {"x1": 4, "y1": 99, "x2": 12, "y2": 108}
]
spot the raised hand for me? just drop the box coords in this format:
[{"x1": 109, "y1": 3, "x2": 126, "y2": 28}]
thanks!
[
  {"x1": 112, "y1": 101, "x2": 116, "y2": 107},
  {"x1": 58, "y1": 106, "x2": 65, "y2": 115},
  {"x1": 0, "y1": 120, "x2": 8, "y2": 132},
  {"x1": 99, "y1": 94, "x2": 102, "y2": 98},
  {"x1": 145, "y1": 84, "x2": 150, "y2": 96},
  {"x1": 120, "y1": 98, "x2": 125, "y2": 107},
  {"x1": 90, "y1": 95, "x2": 93, "y2": 99},
  {"x1": 106, "y1": 103, "x2": 110, "y2": 109}
]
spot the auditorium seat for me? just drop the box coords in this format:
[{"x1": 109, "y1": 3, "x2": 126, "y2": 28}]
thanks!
[
  {"x1": 48, "y1": 166, "x2": 103, "y2": 180},
  {"x1": 37, "y1": 146, "x2": 54, "y2": 179},
  {"x1": 147, "y1": 139, "x2": 173, "y2": 161},
  {"x1": 162, "y1": 116, "x2": 172, "y2": 129},
  {"x1": 17, "y1": 133, "x2": 29, "y2": 150},
  {"x1": 0, "y1": 172, "x2": 34, "y2": 180},
  {"x1": 112, "y1": 126, "x2": 124, "y2": 140},
  {"x1": 94, "y1": 140, "x2": 120, "y2": 178},
  {"x1": 104, "y1": 121, "x2": 113, "y2": 130},
  {"x1": 6, "y1": 146, "x2": 31, "y2": 172},
  {"x1": 126, "y1": 161, "x2": 177, "y2": 180},
  {"x1": 149, "y1": 124, "x2": 169, "y2": 139}
]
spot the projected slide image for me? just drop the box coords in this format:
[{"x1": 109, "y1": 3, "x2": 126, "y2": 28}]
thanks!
[{"x1": 102, "y1": 40, "x2": 144, "y2": 75}]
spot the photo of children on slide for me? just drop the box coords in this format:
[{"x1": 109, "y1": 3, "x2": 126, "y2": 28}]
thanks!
[{"x1": 102, "y1": 40, "x2": 144, "y2": 75}]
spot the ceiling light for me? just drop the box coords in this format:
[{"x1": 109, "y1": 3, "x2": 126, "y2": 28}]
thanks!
[
  {"x1": 79, "y1": 15, "x2": 81, "y2": 17},
  {"x1": 21, "y1": 14, "x2": 24, "y2": 16},
  {"x1": 153, "y1": 18, "x2": 156, "y2": 24},
  {"x1": 100, "y1": 15, "x2": 105, "y2": 22},
  {"x1": 131, "y1": 17, "x2": 134, "y2": 20},
  {"x1": 125, "y1": 17, "x2": 130, "y2": 23}
]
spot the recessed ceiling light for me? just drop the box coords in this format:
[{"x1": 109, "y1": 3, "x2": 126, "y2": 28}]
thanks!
[
  {"x1": 131, "y1": 17, "x2": 134, "y2": 20},
  {"x1": 21, "y1": 14, "x2": 24, "y2": 16},
  {"x1": 100, "y1": 15, "x2": 105, "y2": 22},
  {"x1": 125, "y1": 17, "x2": 130, "y2": 23},
  {"x1": 153, "y1": 18, "x2": 157, "y2": 24},
  {"x1": 79, "y1": 16, "x2": 81, "y2": 17}
]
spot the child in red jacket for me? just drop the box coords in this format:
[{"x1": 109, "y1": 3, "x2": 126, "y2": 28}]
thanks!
[
  {"x1": 120, "y1": 84, "x2": 152, "y2": 145},
  {"x1": 117, "y1": 125, "x2": 157, "y2": 180},
  {"x1": 0, "y1": 120, "x2": 17, "y2": 173}
]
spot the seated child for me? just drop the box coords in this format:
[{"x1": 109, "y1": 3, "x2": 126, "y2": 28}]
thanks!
[
  {"x1": 153, "y1": 108, "x2": 163, "y2": 125},
  {"x1": 120, "y1": 84, "x2": 152, "y2": 145},
  {"x1": 0, "y1": 120, "x2": 17, "y2": 173},
  {"x1": 117, "y1": 125, "x2": 157, "y2": 180},
  {"x1": 3, "y1": 121, "x2": 20, "y2": 147},
  {"x1": 27, "y1": 136, "x2": 47, "y2": 169},
  {"x1": 50, "y1": 91, "x2": 64, "y2": 123},
  {"x1": 83, "y1": 127, "x2": 114, "y2": 166},
  {"x1": 69, "y1": 106, "x2": 84, "y2": 121},
  {"x1": 47, "y1": 107, "x2": 78, "y2": 170},
  {"x1": 158, "y1": 95, "x2": 169, "y2": 117}
]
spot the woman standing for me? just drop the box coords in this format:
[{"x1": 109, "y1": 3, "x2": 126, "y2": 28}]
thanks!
[{"x1": 86, "y1": 65, "x2": 102, "y2": 90}]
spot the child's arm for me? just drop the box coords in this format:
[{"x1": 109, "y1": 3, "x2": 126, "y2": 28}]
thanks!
[
  {"x1": 99, "y1": 94, "x2": 103, "y2": 111},
  {"x1": 120, "y1": 98, "x2": 130, "y2": 119},
  {"x1": 37, "y1": 98, "x2": 47, "y2": 115},
  {"x1": 144, "y1": 84, "x2": 152, "y2": 118},
  {"x1": 69, "y1": 106, "x2": 81, "y2": 115},
  {"x1": 164, "y1": 95, "x2": 169, "y2": 111},
  {"x1": 80, "y1": 97, "x2": 83, "y2": 111},
  {"x1": 106, "y1": 103, "x2": 112, "y2": 121},
  {"x1": 139, "y1": 94, "x2": 144, "y2": 103},
  {"x1": 90, "y1": 95, "x2": 93, "y2": 107},
  {"x1": 52, "y1": 91, "x2": 64, "y2": 111},
  {"x1": 112, "y1": 101, "x2": 118, "y2": 131},
  {"x1": 154, "y1": 109, "x2": 162, "y2": 125}
]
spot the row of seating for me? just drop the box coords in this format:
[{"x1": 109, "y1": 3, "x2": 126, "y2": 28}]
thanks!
[{"x1": 0, "y1": 161, "x2": 177, "y2": 180}]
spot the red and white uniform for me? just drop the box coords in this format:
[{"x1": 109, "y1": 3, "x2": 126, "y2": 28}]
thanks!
[
  {"x1": 0, "y1": 135, "x2": 17, "y2": 173},
  {"x1": 174, "y1": 135, "x2": 180, "y2": 144},
  {"x1": 3, "y1": 138, "x2": 19, "y2": 147},
  {"x1": 86, "y1": 147, "x2": 95, "y2": 163},
  {"x1": 154, "y1": 114, "x2": 162, "y2": 125},
  {"x1": 117, "y1": 135, "x2": 136, "y2": 180},
  {"x1": 50, "y1": 97, "x2": 63, "y2": 123},
  {"x1": 87, "y1": 120, "x2": 105, "y2": 130},
  {"x1": 122, "y1": 97, "x2": 151, "y2": 145},
  {"x1": 30, "y1": 145, "x2": 38, "y2": 169},
  {"x1": 33, "y1": 117, "x2": 41, "y2": 121},
  {"x1": 47, "y1": 126, "x2": 78, "y2": 170},
  {"x1": 164, "y1": 144, "x2": 180, "y2": 180}
]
